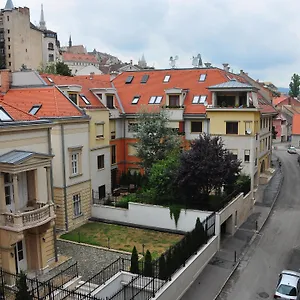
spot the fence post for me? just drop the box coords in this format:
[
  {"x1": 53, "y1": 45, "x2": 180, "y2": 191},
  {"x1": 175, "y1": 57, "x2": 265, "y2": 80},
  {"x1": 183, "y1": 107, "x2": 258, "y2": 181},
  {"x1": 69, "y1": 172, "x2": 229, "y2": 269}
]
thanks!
[
  {"x1": 152, "y1": 278, "x2": 155, "y2": 297},
  {"x1": 122, "y1": 258, "x2": 124, "y2": 271},
  {"x1": 35, "y1": 278, "x2": 40, "y2": 299},
  {"x1": 0, "y1": 269, "x2": 4, "y2": 299}
]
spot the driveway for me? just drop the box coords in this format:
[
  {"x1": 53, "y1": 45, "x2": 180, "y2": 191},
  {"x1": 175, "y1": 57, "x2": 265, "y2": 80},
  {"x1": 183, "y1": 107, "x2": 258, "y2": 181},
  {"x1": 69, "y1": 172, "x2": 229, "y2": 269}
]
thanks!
[{"x1": 217, "y1": 147, "x2": 300, "y2": 300}]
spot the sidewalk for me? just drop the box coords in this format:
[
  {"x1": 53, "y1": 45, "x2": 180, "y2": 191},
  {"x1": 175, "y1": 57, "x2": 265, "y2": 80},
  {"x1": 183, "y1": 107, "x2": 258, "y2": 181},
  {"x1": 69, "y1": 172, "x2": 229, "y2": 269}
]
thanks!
[{"x1": 181, "y1": 159, "x2": 283, "y2": 300}]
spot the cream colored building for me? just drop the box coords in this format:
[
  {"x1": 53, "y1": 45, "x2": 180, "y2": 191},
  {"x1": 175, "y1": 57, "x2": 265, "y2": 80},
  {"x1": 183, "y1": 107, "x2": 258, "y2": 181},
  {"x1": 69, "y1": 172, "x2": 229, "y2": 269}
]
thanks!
[{"x1": 0, "y1": 109, "x2": 56, "y2": 274}]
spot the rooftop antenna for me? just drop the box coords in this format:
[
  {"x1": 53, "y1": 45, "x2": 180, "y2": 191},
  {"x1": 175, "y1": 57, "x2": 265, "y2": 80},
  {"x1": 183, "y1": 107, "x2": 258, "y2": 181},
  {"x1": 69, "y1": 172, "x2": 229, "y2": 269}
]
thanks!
[
  {"x1": 192, "y1": 53, "x2": 203, "y2": 68},
  {"x1": 169, "y1": 55, "x2": 178, "y2": 69}
]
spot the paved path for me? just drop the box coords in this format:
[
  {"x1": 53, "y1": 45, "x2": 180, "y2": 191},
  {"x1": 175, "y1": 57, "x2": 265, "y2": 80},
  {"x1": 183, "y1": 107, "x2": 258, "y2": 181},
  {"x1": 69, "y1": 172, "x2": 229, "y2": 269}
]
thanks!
[
  {"x1": 181, "y1": 155, "x2": 283, "y2": 300},
  {"x1": 216, "y1": 145, "x2": 300, "y2": 300}
]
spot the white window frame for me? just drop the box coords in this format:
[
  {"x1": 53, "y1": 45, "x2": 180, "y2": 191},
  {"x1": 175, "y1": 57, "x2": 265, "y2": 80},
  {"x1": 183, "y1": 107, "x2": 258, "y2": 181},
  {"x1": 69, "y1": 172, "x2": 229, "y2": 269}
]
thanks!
[
  {"x1": 149, "y1": 96, "x2": 162, "y2": 104},
  {"x1": 4, "y1": 173, "x2": 13, "y2": 205},
  {"x1": 80, "y1": 94, "x2": 91, "y2": 105},
  {"x1": 163, "y1": 75, "x2": 170, "y2": 83},
  {"x1": 71, "y1": 153, "x2": 79, "y2": 175},
  {"x1": 244, "y1": 150, "x2": 250, "y2": 162},
  {"x1": 199, "y1": 74, "x2": 206, "y2": 82},
  {"x1": 73, "y1": 194, "x2": 82, "y2": 217},
  {"x1": 132, "y1": 96, "x2": 140, "y2": 104},
  {"x1": 192, "y1": 95, "x2": 207, "y2": 104},
  {"x1": 0, "y1": 107, "x2": 12, "y2": 121}
]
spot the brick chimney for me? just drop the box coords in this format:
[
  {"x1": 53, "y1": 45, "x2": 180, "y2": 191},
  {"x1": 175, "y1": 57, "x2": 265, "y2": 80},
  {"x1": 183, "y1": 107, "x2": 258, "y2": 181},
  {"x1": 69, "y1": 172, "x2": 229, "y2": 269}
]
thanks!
[{"x1": 0, "y1": 69, "x2": 11, "y2": 94}]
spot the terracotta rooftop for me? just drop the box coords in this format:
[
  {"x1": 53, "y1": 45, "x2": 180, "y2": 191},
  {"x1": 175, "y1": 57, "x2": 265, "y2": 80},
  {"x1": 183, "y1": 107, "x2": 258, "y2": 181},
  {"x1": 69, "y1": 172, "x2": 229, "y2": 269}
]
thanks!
[
  {"x1": 62, "y1": 52, "x2": 99, "y2": 64},
  {"x1": 3, "y1": 86, "x2": 84, "y2": 118},
  {"x1": 292, "y1": 114, "x2": 300, "y2": 135},
  {"x1": 273, "y1": 95, "x2": 289, "y2": 106}
]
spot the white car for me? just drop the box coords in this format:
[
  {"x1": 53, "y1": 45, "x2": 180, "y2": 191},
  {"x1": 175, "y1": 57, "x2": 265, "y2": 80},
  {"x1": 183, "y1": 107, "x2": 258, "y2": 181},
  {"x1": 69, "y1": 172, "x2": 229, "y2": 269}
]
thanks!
[
  {"x1": 287, "y1": 146, "x2": 297, "y2": 154},
  {"x1": 274, "y1": 270, "x2": 300, "y2": 299}
]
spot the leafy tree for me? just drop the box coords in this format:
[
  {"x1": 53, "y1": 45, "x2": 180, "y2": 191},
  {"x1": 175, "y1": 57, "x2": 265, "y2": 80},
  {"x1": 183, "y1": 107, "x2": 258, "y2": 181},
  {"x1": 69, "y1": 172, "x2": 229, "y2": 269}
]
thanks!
[
  {"x1": 56, "y1": 61, "x2": 72, "y2": 76},
  {"x1": 158, "y1": 254, "x2": 167, "y2": 280},
  {"x1": 289, "y1": 73, "x2": 300, "y2": 97},
  {"x1": 176, "y1": 134, "x2": 241, "y2": 201},
  {"x1": 130, "y1": 246, "x2": 139, "y2": 274},
  {"x1": 147, "y1": 150, "x2": 181, "y2": 204},
  {"x1": 143, "y1": 250, "x2": 153, "y2": 277},
  {"x1": 15, "y1": 271, "x2": 33, "y2": 300},
  {"x1": 135, "y1": 107, "x2": 181, "y2": 174},
  {"x1": 235, "y1": 174, "x2": 251, "y2": 195}
]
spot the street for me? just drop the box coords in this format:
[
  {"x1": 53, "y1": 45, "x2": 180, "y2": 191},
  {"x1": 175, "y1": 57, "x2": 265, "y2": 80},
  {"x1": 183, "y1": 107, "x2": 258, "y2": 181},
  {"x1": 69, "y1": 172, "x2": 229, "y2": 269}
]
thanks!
[{"x1": 217, "y1": 145, "x2": 300, "y2": 300}]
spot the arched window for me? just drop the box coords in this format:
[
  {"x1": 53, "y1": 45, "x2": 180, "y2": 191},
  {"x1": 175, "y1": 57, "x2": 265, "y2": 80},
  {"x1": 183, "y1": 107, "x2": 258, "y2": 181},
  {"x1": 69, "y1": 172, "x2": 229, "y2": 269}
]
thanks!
[{"x1": 48, "y1": 42, "x2": 54, "y2": 50}]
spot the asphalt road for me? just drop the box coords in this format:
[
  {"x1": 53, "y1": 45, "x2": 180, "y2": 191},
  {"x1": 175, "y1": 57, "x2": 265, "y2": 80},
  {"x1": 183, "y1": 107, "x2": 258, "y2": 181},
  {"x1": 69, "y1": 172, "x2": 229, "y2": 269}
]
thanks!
[{"x1": 217, "y1": 144, "x2": 300, "y2": 300}]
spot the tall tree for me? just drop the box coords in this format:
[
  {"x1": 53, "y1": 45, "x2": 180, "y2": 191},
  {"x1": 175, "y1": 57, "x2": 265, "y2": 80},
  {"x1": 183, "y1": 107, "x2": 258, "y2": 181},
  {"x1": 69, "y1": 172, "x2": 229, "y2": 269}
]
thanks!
[
  {"x1": 38, "y1": 62, "x2": 72, "y2": 76},
  {"x1": 289, "y1": 73, "x2": 300, "y2": 97},
  {"x1": 15, "y1": 271, "x2": 33, "y2": 300},
  {"x1": 130, "y1": 246, "x2": 139, "y2": 274},
  {"x1": 135, "y1": 107, "x2": 180, "y2": 174},
  {"x1": 176, "y1": 134, "x2": 241, "y2": 201}
]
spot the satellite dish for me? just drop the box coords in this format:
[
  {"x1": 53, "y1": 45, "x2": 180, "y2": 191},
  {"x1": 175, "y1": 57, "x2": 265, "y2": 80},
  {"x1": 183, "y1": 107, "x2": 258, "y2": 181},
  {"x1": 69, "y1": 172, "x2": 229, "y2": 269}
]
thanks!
[
  {"x1": 204, "y1": 101, "x2": 208, "y2": 107},
  {"x1": 169, "y1": 55, "x2": 178, "y2": 68},
  {"x1": 246, "y1": 129, "x2": 252, "y2": 135}
]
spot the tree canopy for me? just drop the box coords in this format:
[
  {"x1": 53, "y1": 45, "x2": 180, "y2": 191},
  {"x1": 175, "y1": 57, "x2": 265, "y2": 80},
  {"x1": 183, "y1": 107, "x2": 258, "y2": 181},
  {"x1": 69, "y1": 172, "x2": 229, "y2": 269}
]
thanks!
[
  {"x1": 38, "y1": 61, "x2": 72, "y2": 76},
  {"x1": 289, "y1": 73, "x2": 300, "y2": 97},
  {"x1": 135, "y1": 108, "x2": 180, "y2": 174},
  {"x1": 176, "y1": 134, "x2": 241, "y2": 200}
]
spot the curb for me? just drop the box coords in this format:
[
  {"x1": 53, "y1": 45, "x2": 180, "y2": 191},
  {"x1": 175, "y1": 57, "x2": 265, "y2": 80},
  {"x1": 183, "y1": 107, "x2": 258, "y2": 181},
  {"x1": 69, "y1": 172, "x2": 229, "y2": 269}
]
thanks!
[{"x1": 213, "y1": 163, "x2": 284, "y2": 300}]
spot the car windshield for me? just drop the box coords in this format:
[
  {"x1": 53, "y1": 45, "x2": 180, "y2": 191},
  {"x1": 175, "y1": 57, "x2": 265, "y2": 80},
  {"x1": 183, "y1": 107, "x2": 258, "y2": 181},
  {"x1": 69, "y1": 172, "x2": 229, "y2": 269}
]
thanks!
[{"x1": 277, "y1": 284, "x2": 297, "y2": 296}]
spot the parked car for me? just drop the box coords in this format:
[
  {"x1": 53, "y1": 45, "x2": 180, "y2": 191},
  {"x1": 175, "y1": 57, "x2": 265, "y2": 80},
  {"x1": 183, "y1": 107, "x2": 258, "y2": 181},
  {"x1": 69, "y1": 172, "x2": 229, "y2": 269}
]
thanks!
[
  {"x1": 288, "y1": 146, "x2": 297, "y2": 154},
  {"x1": 274, "y1": 270, "x2": 300, "y2": 299}
]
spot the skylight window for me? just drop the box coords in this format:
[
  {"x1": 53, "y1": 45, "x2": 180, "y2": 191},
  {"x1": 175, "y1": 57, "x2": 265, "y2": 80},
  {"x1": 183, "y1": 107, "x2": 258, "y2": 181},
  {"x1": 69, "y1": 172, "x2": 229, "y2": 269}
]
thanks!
[
  {"x1": 149, "y1": 96, "x2": 163, "y2": 104},
  {"x1": 163, "y1": 75, "x2": 170, "y2": 83},
  {"x1": 140, "y1": 74, "x2": 149, "y2": 84},
  {"x1": 80, "y1": 94, "x2": 91, "y2": 105},
  {"x1": 199, "y1": 74, "x2": 206, "y2": 82},
  {"x1": 132, "y1": 96, "x2": 140, "y2": 104},
  {"x1": 47, "y1": 77, "x2": 53, "y2": 83},
  {"x1": 226, "y1": 75, "x2": 232, "y2": 80},
  {"x1": 0, "y1": 107, "x2": 12, "y2": 121},
  {"x1": 28, "y1": 105, "x2": 41, "y2": 115},
  {"x1": 125, "y1": 75, "x2": 134, "y2": 84},
  {"x1": 192, "y1": 95, "x2": 207, "y2": 104}
]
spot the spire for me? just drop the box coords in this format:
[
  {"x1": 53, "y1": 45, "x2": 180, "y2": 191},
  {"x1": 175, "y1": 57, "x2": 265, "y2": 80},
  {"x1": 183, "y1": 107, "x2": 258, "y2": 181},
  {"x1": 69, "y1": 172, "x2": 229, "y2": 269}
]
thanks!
[
  {"x1": 69, "y1": 35, "x2": 72, "y2": 48},
  {"x1": 39, "y1": 4, "x2": 46, "y2": 30},
  {"x1": 4, "y1": 0, "x2": 14, "y2": 10}
]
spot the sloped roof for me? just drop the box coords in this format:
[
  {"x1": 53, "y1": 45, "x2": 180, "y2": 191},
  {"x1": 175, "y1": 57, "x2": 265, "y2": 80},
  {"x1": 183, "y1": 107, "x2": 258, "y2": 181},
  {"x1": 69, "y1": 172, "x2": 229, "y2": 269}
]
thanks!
[
  {"x1": 62, "y1": 53, "x2": 98, "y2": 64},
  {"x1": 208, "y1": 79, "x2": 255, "y2": 90},
  {"x1": 3, "y1": 86, "x2": 84, "y2": 118},
  {"x1": 0, "y1": 150, "x2": 52, "y2": 164},
  {"x1": 273, "y1": 95, "x2": 289, "y2": 106},
  {"x1": 40, "y1": 73, "x2": 112, "y2": 108},
  {"x1": 292, "y1": 114, "x2": 300, "y2": 135}
]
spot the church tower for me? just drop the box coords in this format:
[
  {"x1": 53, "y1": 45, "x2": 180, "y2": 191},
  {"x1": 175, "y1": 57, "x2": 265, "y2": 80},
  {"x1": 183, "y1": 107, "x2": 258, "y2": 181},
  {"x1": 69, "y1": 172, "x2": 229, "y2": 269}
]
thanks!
[
  {"x1": 69, "y1": 35, "x2": 72, "y2": 48},
  {"x1": 39, "y1": 4, "x2": 47, "y2": 31},
  {"x1": 4, "y1": 0, "x2": 14, "y2": 10}
]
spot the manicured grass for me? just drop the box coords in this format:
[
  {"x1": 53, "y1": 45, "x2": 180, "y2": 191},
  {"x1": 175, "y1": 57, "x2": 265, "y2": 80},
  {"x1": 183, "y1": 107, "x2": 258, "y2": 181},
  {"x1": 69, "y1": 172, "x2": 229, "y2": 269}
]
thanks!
[{"x1": 60, "y1": 222, "x2": 183, "y2": 259}]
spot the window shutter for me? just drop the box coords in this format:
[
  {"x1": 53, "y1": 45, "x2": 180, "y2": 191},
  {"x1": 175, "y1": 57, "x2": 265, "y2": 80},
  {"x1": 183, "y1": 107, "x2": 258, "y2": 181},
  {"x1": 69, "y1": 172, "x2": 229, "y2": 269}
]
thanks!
[{"x1": 96, "y1": 124, "x2": 104, "y2": 138}]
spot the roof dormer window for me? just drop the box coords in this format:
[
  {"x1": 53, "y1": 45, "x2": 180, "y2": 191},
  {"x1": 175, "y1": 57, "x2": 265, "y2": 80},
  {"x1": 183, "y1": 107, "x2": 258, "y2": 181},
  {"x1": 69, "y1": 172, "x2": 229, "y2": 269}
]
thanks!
[
  {"x1": 192, "y1": 95, "x2": 207, "y2": 104},
  {"x1": 0, "y1": 107, "x2": 12, "y2": 121},
  {"x1": 149, "y1": 96, "x2": 163, "y2": 104},
  {"x1": 125, "y1": 75, "x2": 134, "y2": 84},
  {"x1": 68, "y1": 93, "x2": 78, "y2": 105},
  {"x1": 28, "y1": 105, "x2": 41, "y2": 115},
  {"x1": 163, "y1": 75, "x2": 170, "y2": 83},
  {"x1": 132, "y1": 96, "x2": 140, "y2": 104},
  {"x1": 80, "y1": 94, "x2": 91, "y2": 105},
  {"x1": 107, "y1": 95, "x2": 114, "y2": 109},
  {"x1": 140, "y1": 74, "x2": 149, "y2": 84},
  {"x1": 47, "y1": 77, "x2": 53, "y2": 83},
  {"x1": 199, "y1": 74, "x2": 206, "y2": 82}
]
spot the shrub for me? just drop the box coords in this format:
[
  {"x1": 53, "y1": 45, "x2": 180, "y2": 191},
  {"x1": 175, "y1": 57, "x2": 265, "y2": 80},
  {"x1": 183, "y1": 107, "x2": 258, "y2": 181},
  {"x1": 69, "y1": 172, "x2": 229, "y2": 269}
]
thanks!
[
  {"x1": 143, "y1": 250, "x2": 153, "y2": 277},
  {"x1": 15, "y1": 271, "x2": 33, "y2": 300},
  {"x1": 158, "y1": 254, "x2": 167, "y2": 280},
  {"x1": 130, "y1": 246, "x2": 139, "y2": 274}
]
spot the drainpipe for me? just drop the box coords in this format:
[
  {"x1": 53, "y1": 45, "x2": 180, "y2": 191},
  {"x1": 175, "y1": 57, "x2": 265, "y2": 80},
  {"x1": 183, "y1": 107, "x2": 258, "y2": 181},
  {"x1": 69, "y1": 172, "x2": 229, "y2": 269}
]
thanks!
[
  {"x1": 47, "y1": 127, "x2": 58, "y2": 262},
  {"x1": 61, "y1": 124, "x2": 69, "y2": 232}
]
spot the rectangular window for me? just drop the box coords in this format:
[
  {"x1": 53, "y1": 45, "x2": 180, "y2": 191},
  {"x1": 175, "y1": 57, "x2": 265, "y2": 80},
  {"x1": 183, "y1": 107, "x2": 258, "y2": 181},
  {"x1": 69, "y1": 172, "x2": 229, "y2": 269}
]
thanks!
[
  {"x1": 7, "y1": 16, "x2": 9, "y2": 22},
  {"x1": 125, "y1": 76, "x2": 134, "y2": 84},
  {"x1": 169, "y1": 95, "x2": 180, "y2": 107},
  {"x1": 98, "y1": 185, "x2": 106, "y2": 199},
  {"x1": 244, "y1": 150, "x2": 250, "y2": 162},
  {"x1": 128, "y1": 144, "x2": 137, "y2": 156},
  {"x1": 111, "y1": 145, "x2": 116, "y2": 165},
  {"x1": 149, "y1": 96, "x2": 163, "y2": 104},
  {"x1": 96, "y1": 124, "x2": 104, "y2": 138},
  {"x1": 199, "y1": 74, "x2": 206, "y2": 81},
  {"x1": 48, "y1": 54, "x2": 54, "y2": 62},
  {"x1": 28, "y1": 105, "x2": 41, "y2": 115},
  {"x1": 80, "y1": 94, "x2": 90, "y2": 105},
  {"x1": 230, "y1": 149, "x2": 238, "y2": 160},
  {"x1": 97, "y1": 155, "x2": 104, "y2": 169},
  {"x1": 163, "y1": 75, "x2": 170, "y2": 82},
  {"x1": 245, "y1": 121, "x2": 252, "y2": 134},
  {"x1": 71, "y1": 153, "x2": 79, "y2": 175},
  {"x1": 106, "y1": 95, "x2": 114, "y2": 108},
  {"x1": 4, "y1": 173, "x2": 13, "y2": 205},
  {"x1": 68, "y1": 93, "x2": 77, "y2": 105},
  {"x1": 131, "y1": 96, "x2": 140, "y2": 104},
  {"x1": 140, "y1": 74, "x2": 149, "y2": 83},
  {"x1": 110, "y1": 120, "x2": 116, "y2": 139},
  {"x1": 192, "y1": 95, "x2": 207, "y2": 104},
  {"x1": 73, "y1": 194, "x2": 81, "y2": 216},
  {"x1": 226, "y1": 122, "x2": 238, "y2": 134},
  {"x1": 0, "y1": 107, "x2": 12, "y2": 121},
  {"x1": 191, "y1": 121, "x2": 203, "y2": 133}
]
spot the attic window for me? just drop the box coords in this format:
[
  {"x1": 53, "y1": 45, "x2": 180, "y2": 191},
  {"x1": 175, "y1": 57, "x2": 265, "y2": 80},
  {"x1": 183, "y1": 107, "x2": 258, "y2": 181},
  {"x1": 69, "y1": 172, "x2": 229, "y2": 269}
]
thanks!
[
  {"x1": 0, "y1": 107, "x2": 12, "y2": 121},
  {"x1": 226, "y1": 75, "x2": 232, "y2": 80},
  {"x1": 125, "y1": 76, "x2": 134, "y2": 84},
  {"x1": 163, "y1": 75, "x2": 170, "y2": 83},
  {"x1": 47, "y1": 77, "x2": 54, "y2": 83},
  {"x1": 132, "y1": 96, "x2": 140, "y2": 104},
  {"x1": 149, "y1": 96, "x2": 163, "y2": 104},
  {"x1": 28, "y1": 105, "x2": 41, "y2": 115},
  {"x1": 192, "y1": 95, "x2": 207, "y2": 104},
  {"x1": 140, "y1": 74, "x2": 149, "y2": 84},
  {"x1": 80, "y1": 94, "x2": 91, "y2": 105},
  {"x1": 199, "y1": 74, "x2": 206, "y2": 82}
]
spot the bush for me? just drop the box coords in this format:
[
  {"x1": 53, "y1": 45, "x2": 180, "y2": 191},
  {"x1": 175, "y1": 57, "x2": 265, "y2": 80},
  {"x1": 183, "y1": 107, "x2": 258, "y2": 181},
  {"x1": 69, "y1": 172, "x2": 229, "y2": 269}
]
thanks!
[
  {"x1": 235, "y1": 174, "x2": 251, "y2": 195},
  {"x1": 143, "y1": 250, "x2": 153, "y2": 277},
  {"x1": 130, "y1": 246, "x2": 139, "y2": 274},
  {"x1": 158, "y1": 254, "x2": 167, "y2": 280},
  {"x1": 15, "y1": 271, "x2": 33, "y2": 300}
]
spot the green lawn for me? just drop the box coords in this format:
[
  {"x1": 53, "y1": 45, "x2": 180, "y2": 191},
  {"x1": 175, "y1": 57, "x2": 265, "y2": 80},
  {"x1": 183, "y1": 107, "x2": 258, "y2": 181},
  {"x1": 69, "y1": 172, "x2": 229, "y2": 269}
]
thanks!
[{"x1": 60, "y1": 222, "x2": 183, "y2": 259}]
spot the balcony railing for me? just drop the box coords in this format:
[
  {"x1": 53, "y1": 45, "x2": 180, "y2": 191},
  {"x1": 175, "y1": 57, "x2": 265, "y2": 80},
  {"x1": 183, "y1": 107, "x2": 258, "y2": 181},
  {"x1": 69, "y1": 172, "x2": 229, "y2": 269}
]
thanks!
[{"x1": 1, "y1": 204, "x2": 55, "y2": 231}]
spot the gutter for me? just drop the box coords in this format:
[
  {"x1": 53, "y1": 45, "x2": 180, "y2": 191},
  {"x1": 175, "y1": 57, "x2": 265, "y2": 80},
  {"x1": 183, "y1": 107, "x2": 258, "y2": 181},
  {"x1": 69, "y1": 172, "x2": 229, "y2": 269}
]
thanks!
[
  {"x1": 47, "y1": 128, "x2": 58, "y2": 262},
  {"x1": 60, "y1": 124, "x2": 69, "y2": 232}
]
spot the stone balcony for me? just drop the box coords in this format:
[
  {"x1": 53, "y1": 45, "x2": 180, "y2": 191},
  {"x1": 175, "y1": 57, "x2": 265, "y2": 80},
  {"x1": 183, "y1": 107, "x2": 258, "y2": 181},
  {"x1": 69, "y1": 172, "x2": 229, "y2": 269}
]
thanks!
[{"x1": 0, "y1": 204, "x2": 55, "y2": 232}]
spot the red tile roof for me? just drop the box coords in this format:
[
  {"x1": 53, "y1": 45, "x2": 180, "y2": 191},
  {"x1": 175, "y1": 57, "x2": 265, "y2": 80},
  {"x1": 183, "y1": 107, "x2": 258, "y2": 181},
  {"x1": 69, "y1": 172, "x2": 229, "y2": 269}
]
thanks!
[
  {"x1": 273, "y1": 95, "x2": 289, "y2": 106},
  {"x1": 62, "y1": 52, "x2": 99, "y2": 64},
  {"x1": 3, "y1": 86, "x2": 84, "y2": 118},
  {"x1": 112, "y1": 68, "x2": 275, "y2": 115},
  {"x1": 0, "y1": 98, "x2": 38, "y2": 121},
  {"x1": 40, "y1": 74, "x2": 112, "y2": 108},
  {"x1": 292, "y1": 114, "x2": 300, "y2": 135}
]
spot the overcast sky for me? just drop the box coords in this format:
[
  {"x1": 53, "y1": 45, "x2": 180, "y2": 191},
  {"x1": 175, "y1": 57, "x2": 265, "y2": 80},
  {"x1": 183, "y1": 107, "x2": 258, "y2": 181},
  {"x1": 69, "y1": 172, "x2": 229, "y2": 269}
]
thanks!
[{"x1": 12, "y1": 0, "x2": 300, "y2": 87}]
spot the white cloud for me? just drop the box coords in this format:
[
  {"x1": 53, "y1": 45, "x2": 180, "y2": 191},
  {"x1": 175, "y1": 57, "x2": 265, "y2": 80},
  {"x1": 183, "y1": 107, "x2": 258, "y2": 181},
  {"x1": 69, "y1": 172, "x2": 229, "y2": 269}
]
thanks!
[{"x1": 11, "y1": 0, "x2": 300, "y2": 87}]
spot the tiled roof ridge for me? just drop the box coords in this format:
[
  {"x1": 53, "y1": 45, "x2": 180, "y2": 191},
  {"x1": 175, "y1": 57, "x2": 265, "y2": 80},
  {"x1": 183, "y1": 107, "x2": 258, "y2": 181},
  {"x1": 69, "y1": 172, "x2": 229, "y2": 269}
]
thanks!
[{"x1": 0, "y1": 99, "x2": 39, "y2": 120}]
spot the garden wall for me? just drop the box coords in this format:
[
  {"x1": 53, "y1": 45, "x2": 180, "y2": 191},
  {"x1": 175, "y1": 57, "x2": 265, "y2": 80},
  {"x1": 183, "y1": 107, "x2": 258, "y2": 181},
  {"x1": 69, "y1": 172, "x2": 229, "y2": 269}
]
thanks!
[
  {"x1": 92, "y1": 202, "x2": 211, "y2": 232},
  {"x1": 153, "y1": 236, "x2": 218, "y2": 300}
]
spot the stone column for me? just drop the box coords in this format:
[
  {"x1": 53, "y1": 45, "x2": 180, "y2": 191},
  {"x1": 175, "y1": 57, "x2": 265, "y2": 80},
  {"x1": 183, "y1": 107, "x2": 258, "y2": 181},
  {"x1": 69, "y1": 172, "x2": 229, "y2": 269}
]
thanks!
[
  {"x1": 0, "y1": 172, "x2": 6, "y2": 213},
  {"x1": 13, "y1": 174, "x2": 20, "y2": 213},
  {"x1": 45, "y1": 167, "x2": 52, "y2": 204}
]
